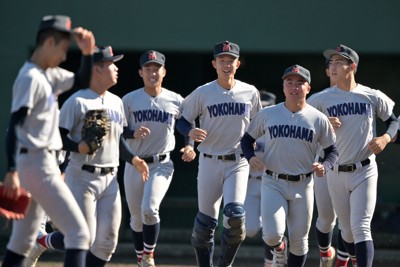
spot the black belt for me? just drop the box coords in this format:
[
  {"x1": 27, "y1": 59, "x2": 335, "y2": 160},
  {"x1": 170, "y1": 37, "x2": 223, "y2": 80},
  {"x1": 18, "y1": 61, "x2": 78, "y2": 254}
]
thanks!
[
  {"x1": 249, "y1": 176, "x2": 262, "y2": 180},
  {"x1": 265, "y1": 170, "x2": 312, "y2": 182},
  {"x1": 81, "y1": 164, "x2": 114, "y2": 175},
  {"x1": 20, "y1": 148, "x2": 55, "y2": 154},
  {"x1": 141, "y1": 154, "x2": 167, "y2": 164},
  {"x1": 203, "y1": 153, "x2": 244, "y2": 161},
  {"x1": 337, "y1": 158, "x2": 370, "y2": 172}
]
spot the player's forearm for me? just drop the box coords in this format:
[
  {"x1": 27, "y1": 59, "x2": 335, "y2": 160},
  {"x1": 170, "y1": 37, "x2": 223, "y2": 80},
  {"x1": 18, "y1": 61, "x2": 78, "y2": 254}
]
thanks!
[
  {"x1": 59, "y1": 127, "x2": 79, "y2": 152},
  {"x1": 240, "y1": 132, "x2": 256, "y2": 161},
  {"x1": 6, "y1": 108, "x2": 28, "y2": 172},
  {"x1": 321, "y1": 144, "x2": 339, "y2": 171},
  {"x1": 384, "y1": 113, "x2": 398, "y2": 140},
  {"x1": 119, "y1": 135, "x2": 136, "y2": 164},
  {"x1": 176, "y1": 117, "x2": 193, "y2": 137},
  {"x1": 72, "y1": 55, "x2": 93, "y2": 91}
]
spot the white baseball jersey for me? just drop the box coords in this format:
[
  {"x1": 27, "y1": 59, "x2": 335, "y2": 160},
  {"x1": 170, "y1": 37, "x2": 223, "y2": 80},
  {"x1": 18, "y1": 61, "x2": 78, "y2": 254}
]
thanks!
[
  {"x1": 122, "y1": 87, "x2": 184, "y2": 156},
  {"x1": 59, "y1": 88, "x2": 126, "y2": 167},
  {"x1": 246, "y1": 103, "x2": 336, "y2": 175},
  {"x1": 12, "y1": 62, "x2": 74, "y2": 150},
  {"x1": 182, "y1": 80, "x2": 262, "y2": 155},
  {"x1": 307, "y1": 84, "x2": 395, "y2": 164}
]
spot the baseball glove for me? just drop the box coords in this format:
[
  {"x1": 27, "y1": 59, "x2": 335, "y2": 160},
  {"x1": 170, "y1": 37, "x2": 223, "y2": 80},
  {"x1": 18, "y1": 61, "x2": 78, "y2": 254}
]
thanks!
[
  {"x1": 0, "y1": 183, "x2": 32, "y2": 220},
  {"x1": 82, "y1": 109, "x2": 111, "y2": 154}
]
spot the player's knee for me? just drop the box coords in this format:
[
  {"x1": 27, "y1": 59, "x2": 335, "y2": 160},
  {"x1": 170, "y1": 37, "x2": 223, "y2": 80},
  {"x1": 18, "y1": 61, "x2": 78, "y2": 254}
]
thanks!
[
  {"x1": 245, "y1": 226, "x2": 260, "y2": 238},
  {"x1": 90, "y1": 231, "x2": 119, "y2": 261},
  {"x1": 142, "y1": 207, "x2": 160, "y2": 225},
  {"x1": 288, "y1": 238, "x2": 309, "y2": 256},
  {"x1": 130, "y1": 216, "x2": 143, "y2": 232},
  {"x1": 316, "y1": 217, "x2": 336, "y2": 233},
  {"x1": 222, "y1": 203, "x2": 246, "y2": 245},
  {"x1": 262, "y1": 232, "x2": 282, "y2": 247},
  {"x1": 191, "y1": 212, "x2": 218, "y2": 250}
]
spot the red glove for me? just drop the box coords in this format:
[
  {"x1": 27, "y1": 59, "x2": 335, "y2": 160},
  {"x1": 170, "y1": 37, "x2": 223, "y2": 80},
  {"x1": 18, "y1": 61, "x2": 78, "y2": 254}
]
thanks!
[{"x1": 0, "y1": 182, "x2": 31, "y2": 220}]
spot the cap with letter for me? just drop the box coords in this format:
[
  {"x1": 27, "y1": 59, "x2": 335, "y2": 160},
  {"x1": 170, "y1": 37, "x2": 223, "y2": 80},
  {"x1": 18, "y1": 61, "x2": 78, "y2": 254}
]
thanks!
[
  {"x1": 282, "y1": 64, "x2": 311, "y2": 84},
  {"x1": 38, "y1": 15, "x2": 73, "y2": 34},
  {"x1": 213, "y1": 40, "x2": 240, "y2": 58},
  {"x1": 93, "y1": 46, "x2": 124, "y2": 63},
  {"x1": 140, "y1": 50, "x2": 165, "y2": 67},
  {"x1": 323, "y1": 44, "x2": 359, "y2": 66}
]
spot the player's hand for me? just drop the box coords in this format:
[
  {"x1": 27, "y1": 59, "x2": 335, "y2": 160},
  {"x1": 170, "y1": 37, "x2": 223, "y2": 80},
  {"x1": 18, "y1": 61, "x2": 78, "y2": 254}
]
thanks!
[
  {"x1": 312, "y1": 162, "x2": 325, "y2": 177},
  {"x1": 78, "y1": 141, "x2": 92, "y2": 154},
  {"x1": 180, "y1": 145, "x2": 196, "y2": 162},
  {"x1": 249, "y1": 156, "x2": 265, "y2": 172},
  {"x1": 134, "y1": 126, "x2": 151, "y2": 139},
  {"x1": 328, "y1": 117, "x2": 341, "y2": 129},
  {"x1": 2, "y1": 171, "x2": 21, "y2": 200},
  {"x1": 189, "y1": 128, "x2": 207, "y2": 142},
  {"x1": 368, "y1": 134, "x2": 391, "y2": 154},
  {"x1": 72, "y1": 27, "x2": 96, "y2": 55},
  {"x1": 132, "y1": 156, "x2": 149, "y2": 182}
]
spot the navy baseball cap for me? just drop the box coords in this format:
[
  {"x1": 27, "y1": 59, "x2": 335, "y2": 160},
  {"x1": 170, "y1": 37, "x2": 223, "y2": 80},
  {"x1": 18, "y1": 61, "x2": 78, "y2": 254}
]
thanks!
[
  {"x1": 282, "y1": 64, "x2": 311, "y2": 84},
  {"x1": 140, "y1": 50, "x2": 165, "y2": 67},
  {"x1": 214, "y1": 41, "x2": 240, "y2": 58},
  {"x1": 323, "y1": 44, "x2": 359, "y2": 66},
  {"x1": 93, "y1": 46, "x2": 124, "y2": 63},
  {"x1": 38, "y1": 15, "x2": 73, "y2": 34}
]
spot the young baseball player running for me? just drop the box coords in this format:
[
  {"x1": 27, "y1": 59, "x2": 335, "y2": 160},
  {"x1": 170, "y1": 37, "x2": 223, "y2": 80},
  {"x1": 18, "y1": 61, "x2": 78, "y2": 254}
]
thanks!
[
  {"x1": 24, "y1": 46, "x2": 150, "y2": 267},
  {"x1": 241, "y1": 64, "x2": 339, "y2": 267},
  {"x1": 243, "y1": 91, "x2": 277, "y2": 267},
  {"x1": 177, "y1": 40, "x2": 262, "y2": 267},
  {"x1": 309, "y1": 61, "x2": 350, "y2": 267},
  {"x1": 1, "y1": 15, "x2": 95, "y2": 267},
  {"x1": 306, "y1": 44, "x2": 398, "y2": 267},
  {"x1": 122, "y1": 50, "x2": 196, "y2": 267}
]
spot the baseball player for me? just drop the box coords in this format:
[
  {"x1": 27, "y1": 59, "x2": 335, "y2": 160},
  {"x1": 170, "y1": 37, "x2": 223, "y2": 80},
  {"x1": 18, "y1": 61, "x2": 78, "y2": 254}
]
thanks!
[
  {"x1": 24, "y1": 46, "x2": 149, "y2": 267},
  {"x1": 122, "y1": 50, "x2": 195, "y2": 267},
  {"x1": 307, "y1": 45, "x2": 398, "y2": 267},
  {"x1": 243, "y1": 90, "x2": 276, "y2": 267},
  {"x1": 1, "y1": 15, "x2": 95, "y2": 267},
  {"x1": 176, "y1": 41, "x2": 262, "y2": 267},
  {"x1": 309, "y1": 60, "x2": 350, "y2": 267},
  {"x1": 241, "y1": 64, "x2": 338, "y2": 267}
]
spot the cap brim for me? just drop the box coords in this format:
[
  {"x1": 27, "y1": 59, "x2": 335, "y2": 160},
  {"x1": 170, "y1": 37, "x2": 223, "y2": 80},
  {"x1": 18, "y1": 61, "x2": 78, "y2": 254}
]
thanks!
[
  {"x1": 323, "y1": 49, "x2": 351, "y2": 61},
  {"x1": 282, "y1": 73, "x2": 310, "y2": 83},
  {"x1": 141, "y1": 59, "x2": 164, "y2": 66},
  {"x1": 214, "y1": 52, "x2": 239, "y2": 58},
  {"x1": 101, "y1": 54, "x2": 124, "y2": 63}
]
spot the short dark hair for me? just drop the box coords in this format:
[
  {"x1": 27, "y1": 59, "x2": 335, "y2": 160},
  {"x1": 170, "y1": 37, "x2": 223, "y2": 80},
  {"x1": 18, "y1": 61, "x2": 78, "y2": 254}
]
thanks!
[{"x1": 36, "y1": 29, "x2": 70, "y2": 47}]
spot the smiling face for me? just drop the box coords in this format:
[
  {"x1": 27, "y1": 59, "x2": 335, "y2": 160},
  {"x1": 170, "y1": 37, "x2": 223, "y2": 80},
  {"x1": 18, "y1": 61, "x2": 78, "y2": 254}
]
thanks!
[
  {"x1": 212, "y1": 55, "x2": 240, "y2": 81},
  {"x1": 139, "y1": 62, "x2": 166, "y2": 90},
  {"x1": 283, "y1": 74, "x2": 311, "y2": 103}
]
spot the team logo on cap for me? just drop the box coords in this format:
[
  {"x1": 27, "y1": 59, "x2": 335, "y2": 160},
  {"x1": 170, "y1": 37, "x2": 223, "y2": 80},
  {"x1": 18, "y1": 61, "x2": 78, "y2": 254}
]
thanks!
[
  {"x1": 109, "y1": 47, "x2": 114, "y2": 56},
  {"x1": 336, "y1": 46, "x2": 342, "y2": 52},
  {"x1": 293, "y1": 67, "x2": 299, "y2": 73},
  {"x1": 149, "y1": 51, "x2": 157, "y2": 60},
  {"x1": 65, "y1": 18, "x2": 71, "y2": 30},
  {"x1": 223, "y1": 42, "x2": 231, "y2": 52}
]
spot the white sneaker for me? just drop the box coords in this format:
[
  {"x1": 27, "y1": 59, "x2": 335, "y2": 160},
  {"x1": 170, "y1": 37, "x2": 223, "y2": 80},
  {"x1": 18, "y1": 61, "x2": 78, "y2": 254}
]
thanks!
[
  {"x1": 320, "y1": 246, "x2": 336, "y2": 267},
  {"x1": 273, "y1": 236, "x2": 288, "y2": 267},
  {"x1": 24, "y1": 242, "x2": 46, "y2": 267},
  {"x1": 141, "y1": 253, "x2": 155, "y2": 267},
  {"x1": 264, "y1": 257, "x2": 274, "y2": 267}
]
